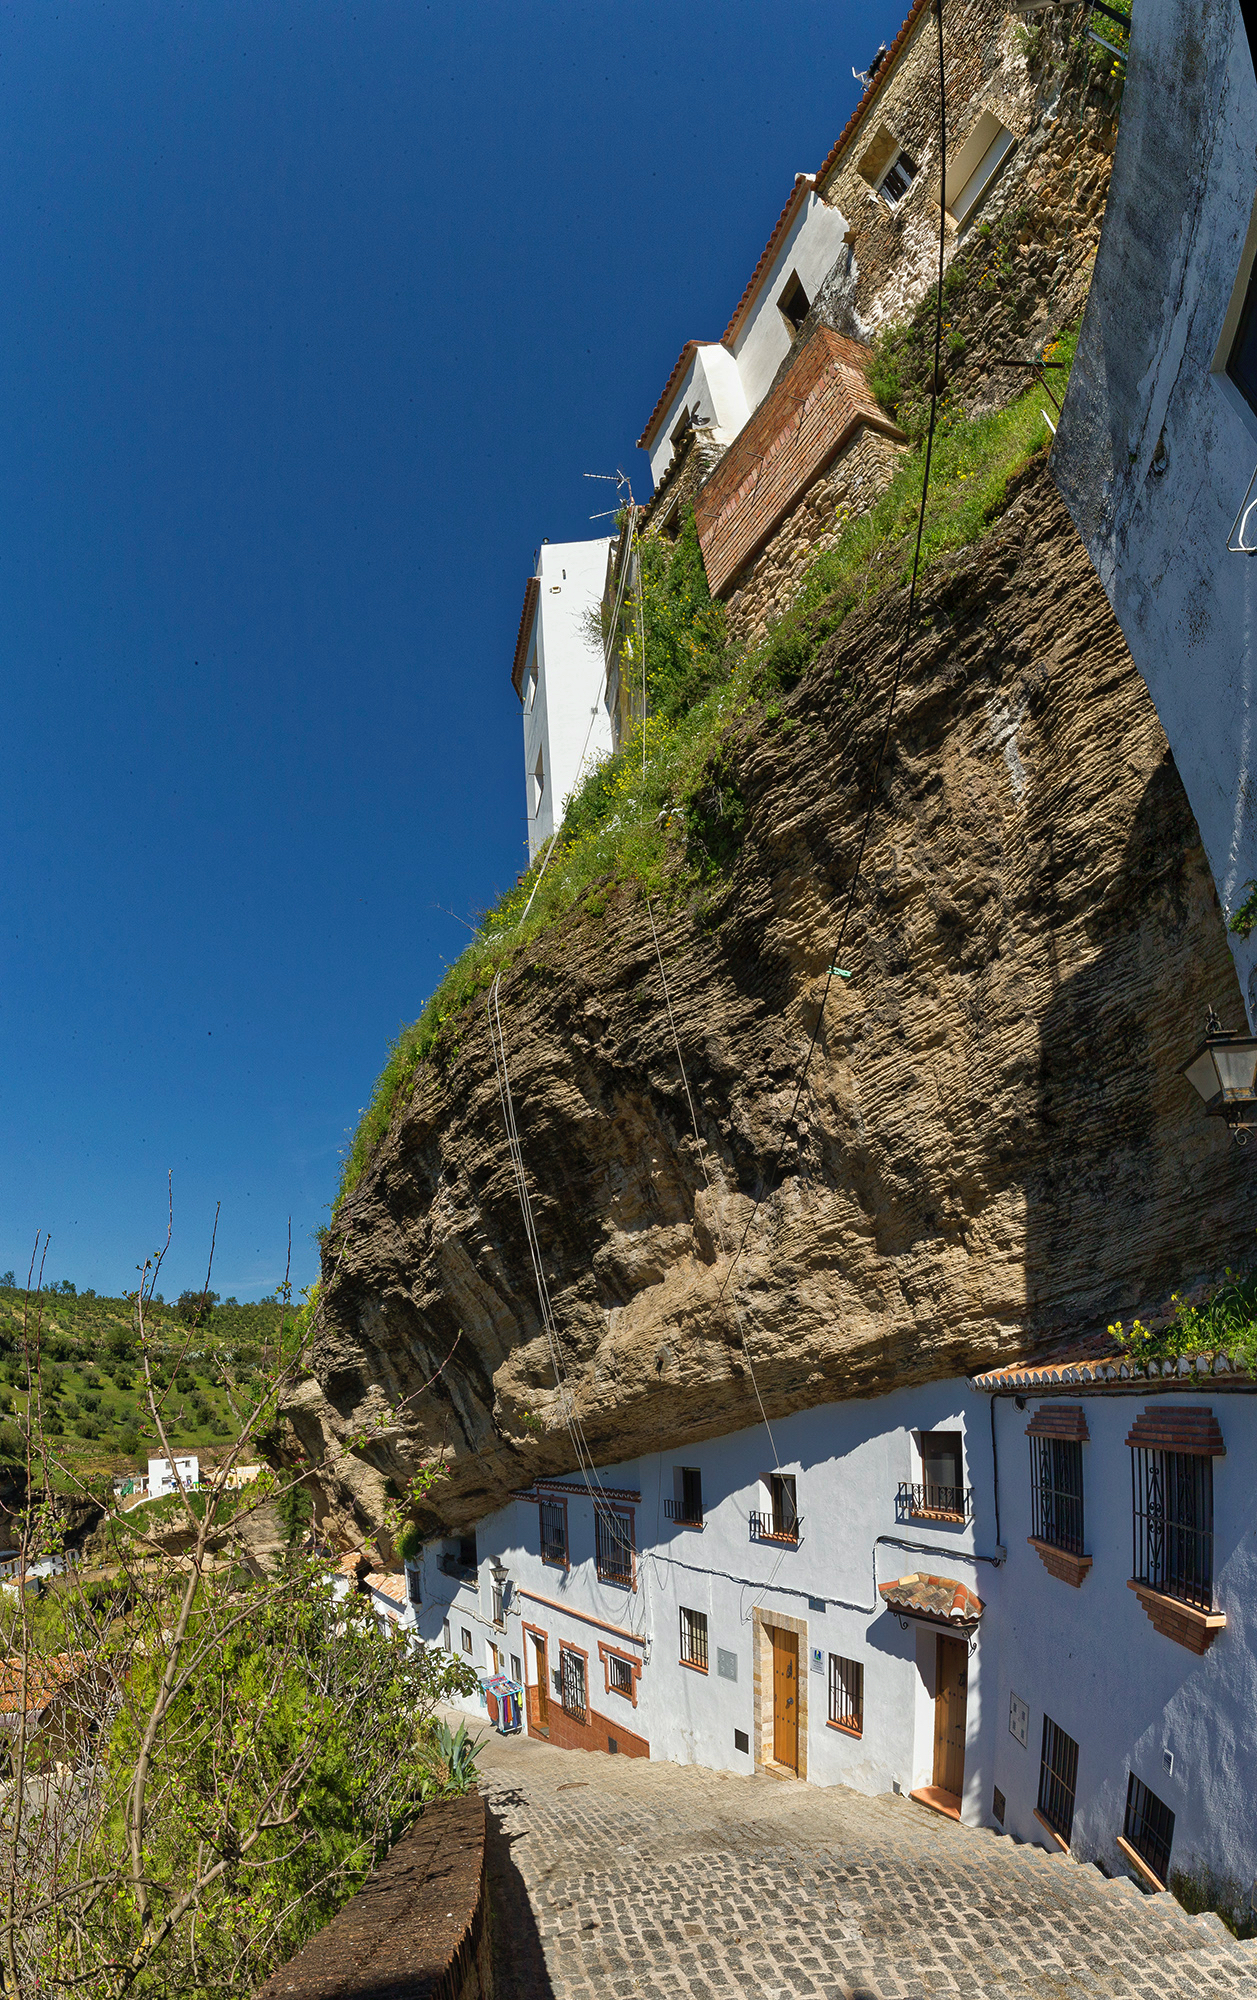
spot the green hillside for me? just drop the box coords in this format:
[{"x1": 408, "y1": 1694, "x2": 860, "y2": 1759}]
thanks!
[{"x1": 0, "y1": 1284, "x2": 288, "y2": 1475}]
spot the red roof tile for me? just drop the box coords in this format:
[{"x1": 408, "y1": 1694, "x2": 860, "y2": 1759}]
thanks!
[
  {"x1": 879, "y1": 1573, "x2": 983, "y2": 1629},
  {"x1": 971, "y1": 1342, "x2": 1255, "y2": 1392},
  {"x1": 365, "y1": 1570, "x2": 409, "y2": 1607},
  {"x1": 510, "y1": 575, "x2": 540, "y2": 700}
]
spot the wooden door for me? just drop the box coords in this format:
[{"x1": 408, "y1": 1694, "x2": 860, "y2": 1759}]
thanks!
[
  {"x1": 771, "y1": 1627, "x2": 798, "y2": 1772},
  {"x1": 933, "y1": 1635, "x2": 967, "y2": 1797},
  {"x1": 534, "y1": 1635, "x2": 549, "y2": 1731}
]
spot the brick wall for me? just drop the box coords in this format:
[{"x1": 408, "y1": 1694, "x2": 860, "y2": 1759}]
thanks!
[
  {"x1": 526, "y1": 1682, "x2": 648, "y2": 1759},
  {"x1": 693, "y1": 327, "x2": 901, "y2": 599}
]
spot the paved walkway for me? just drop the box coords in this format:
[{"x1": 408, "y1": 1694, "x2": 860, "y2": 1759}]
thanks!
[{"x1": 471, "y1": 1720, "x2": 1257, "y2": 1999}]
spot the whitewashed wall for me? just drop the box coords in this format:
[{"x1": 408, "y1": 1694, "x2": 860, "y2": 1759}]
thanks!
[
  {"x1": 727, "y1": 189, "x2": 853, "y2": 414},
  {"x1": 991, "y1": 1387, "x2": 1257, "y2": 1893},
  {"x1": 520, "y1": 538, "x2": 612, "y2": 862}
]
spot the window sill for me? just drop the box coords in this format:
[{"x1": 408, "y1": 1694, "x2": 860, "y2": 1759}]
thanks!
[
  {"x1": 1127, "y1": 1579, "x2": 1227, "y2": 1655},
  {"x1": 1033, "y1": 1808, "x2": 1070, "y2": 1853},
  {"x1": 1115, "y1": 1833, "x2": 1167, "y2": 1894},
  {"x1": 679, "y1": 1657, "x2": 708, "y2": 1674},
  {"x1": 595, "y1": 1575, "x2": 636, "y2": 1592},
  {"x1": 541, "y1": 1556, "x2": 569, "y2": 1573},
  {"x1": 908, "y1": 1507, "x2": 968, "y2": 1525},
  {"x1": 826, "y1": 1719, "x2": 863, "y2": 1739},
  {"x1": 1028, "y1": 1538, "x2": 1093, "y2": 1587}
]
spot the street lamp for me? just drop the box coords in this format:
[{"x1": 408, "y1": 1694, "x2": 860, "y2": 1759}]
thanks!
[{"x1": 1182, "y1": 1008, "x2": 1257, "y2": 1144}]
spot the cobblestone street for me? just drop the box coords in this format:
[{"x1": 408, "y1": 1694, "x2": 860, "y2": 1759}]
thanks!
[{"x1": 473, "y1": 1721, "x2": 1257, "y2": 1999}]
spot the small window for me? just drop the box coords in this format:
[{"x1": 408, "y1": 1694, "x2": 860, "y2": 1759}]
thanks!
[
  {"x1": 670, "y1": 405, "x2": 693, "y2": 450},
  {"x1": 668, "y1": 1466, "x2": 703, "y2": 1524},
  {"x1": 1030, "y1": 1436, "x2": 1084, "y2": 1554},
  {"x1": 532, "y1": 751, "x2": 545, "y2": 816},
  {"x1": 734, "y1": 1727, "x2": 749, "y2": 1754},
  {"x1": 607, "y1": 1653, "x2": 633, "y2": 1696},
  {"x1": 679, "y1": 1605, "x2": 709, "y2": 1670},
  {"x1": 458, "y1": 1535, "x2": 476, "y2": 1569},
  {"x1": 406, "y1": 1566, "x2": 422, "y2": 1606},
  {"x1": 525, "y1": 659, "x2": 538, "y2": 711},
  {"x1": 594, "y1": 1507, "x2": 635, "y2": 1588},
  {"x1": 915, "y1": 1431, "x2": 968, "y2": 1519},
  {"x1": 770, "y1": 1473, "x2": 798, "y2": 1539},
  {"x1": 992, "y1": 1786, "x2": 1006, "y2": 1826},
  {"x1": 511, "y1": 1653, "x2": 522, "y2": 1682},
  {"x1": 539, "y1": 1499, "x2": 567, "y2": 1567},
  {"x1": 491, "y1": 1579, "x2": 505, "y2": 1626},
  {"x1": 1131, "y1": 1448, "x2": 1214, "y2": 1610},
  {"x1": 1124, "y1": 1772, "x2": 1175, "y2": 1884},
  {"x1": 943, "y1": 111, "x2": 1015, "y2": 226},
  {"x1": 460, "y1": 1627, "x2": 473, "y2": 1656},
  {"x1": 777, "y1": 271, "x2": 810, "y2": 333},
  {"x1": 442, "y1": 1619, "x2": 451, "y2": 1652},
  {"x1": 828, "y1": 1654, "x2": 864, "y2": 1735},
  {"x1": 878, "y1": 150, "x2": 917, "y2": 206},
  {"x1": 1037, "y1": 1714, "x2": 1079, "y2": 1844},
  {"x1": 560, "y1": 1648, "x2": 586, "y2": 1722}
]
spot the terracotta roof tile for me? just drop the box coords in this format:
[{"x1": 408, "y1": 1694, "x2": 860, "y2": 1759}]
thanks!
[
  {"x1": 970, "y1": 1341, "x2": 1254, "y2": 1392},
  {"x1": 365, "y1": 1570, "x2": 409, "y2": 1607},
  {"x1": 878, "y1": 1573, "x2": 983, "y2": 1629},
  {"x1": 0, "y1": 1653, "x2": 83, "y2": 1716},
  {"x1": 510, "y1": 575, "x2": 540, "y2": 700}
]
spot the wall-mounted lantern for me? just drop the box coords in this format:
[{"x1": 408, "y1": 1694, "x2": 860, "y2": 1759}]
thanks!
[{"x1": 1182, "y1": 1008, "x2": 1257, "y2": 1143}]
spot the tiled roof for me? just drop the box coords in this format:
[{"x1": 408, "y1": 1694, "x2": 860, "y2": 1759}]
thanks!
[
  {"x1": 636, "y1": 341, "x2": 717, "y2": 454},
  {"x1": 511, "y1": 574, "x2": 540, "y2": 700},
  {"x1": 970, "y1": 1344, "x2": 1255, "y2": 1393},
  {"x1": 0, "y1": 1653, "x2": 82, "y2": 1716},
  {"x1": 720, "y1": 174, "x2": 817, "y2": 350},
  {"x1": 365, "y1": 1570, "x2": 409, "y2": 1607},
  {"x1": 878, "y1": 1573, "x2": 983, "y2": 1629},
  {"x1": 814, "y1": 0, "x2": 933, "y2": 191}
]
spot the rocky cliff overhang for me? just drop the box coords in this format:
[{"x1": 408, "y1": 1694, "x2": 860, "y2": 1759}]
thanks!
[{"x1": 286, "y1": 465, "x2": 1251, "y2": 1547}]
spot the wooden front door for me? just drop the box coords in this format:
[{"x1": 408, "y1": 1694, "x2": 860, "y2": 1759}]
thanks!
[
  {"x1": 533, "y1": 1634, "x2": 549, "y2": 1732},
  {"x1": 771, "y1": 1627, "x2": 798, "y2": 1772},
  {"x1": 933, "y1": 1635, "x2": 967, "y2": 1797}
]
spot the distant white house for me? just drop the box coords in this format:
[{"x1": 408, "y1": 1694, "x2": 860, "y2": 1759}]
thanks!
[
  {"x1": 147, "y1": 1455, "x2": 199, "y2": 1499},
  {"x1": 511, "y1": 538, "x2": 613, "y2": 863}
]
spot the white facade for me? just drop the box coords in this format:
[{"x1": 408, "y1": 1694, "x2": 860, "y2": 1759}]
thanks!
[
  {"x1": 514, "y1": 538, "x2": 612, "y2": 864},
  {"x1": 408, "y1": 1368, "x2": 1257, "y2": 1905},
  {"x1": 147, "y1": 1455, "x2": 199, "y2": 1498},
  {"x1": 640, "y1": 180, "x2": 852, "y2": 491},
  {"x1": 1054, "y1": 0, "x2": 1257, "y2": 1019}
]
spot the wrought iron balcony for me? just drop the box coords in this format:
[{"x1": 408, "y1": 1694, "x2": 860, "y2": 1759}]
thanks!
[
  {"x1": 438, "y1": 1553, "x2": 478, "y2": 1583},
  {"x1": 664, "y1": 1498, "x2": 703, "y2": 1526},
  {"x1": 898, "y1": 1481, "x2": 973, "y2": 1524},
  {"x1": 749, "y1": 1509, "x2": 802, "y2": 1546}
]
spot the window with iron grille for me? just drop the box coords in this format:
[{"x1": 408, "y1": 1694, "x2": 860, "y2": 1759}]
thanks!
[
  {"x1": 607, "y1": 1653, "x2": 633, "y2": 1697},
  {"x1": 666, "y1": 1466, "x2": 703, "y2": 1524},
  {"x1": 1124, "y1": 1772, "x2": 1175, "y2": 1884},
  {"x1": 679, "y1": 1606, "x2": 709, "y2": 1670},
  {"x1": 406, "y1": 1565, "x2": 422, "y2": 1606},
  {"x1": 539, "y1": 1499, "x2": 568, "y2": 1567},
  {"x1": 595, "y1": 1507, "x2": 634, "y2": 1587},
  {"x1": 560, "y1": 1648, "x2": 586, "y2": 1723},
  {"x1": 491, "y1": 1580, "x2": 505, "y2": 1625},
  {"x1": 770, "y1": 1473, "x2": 798, "y2": 1539},
  {"x1": 1131, "y1": 1449, "x2": 1214, "y2": 1610},
  {"x1": 1030, "y1": 1436, "x2": 1085, "y2": 1554},
  {"x1": 1037, "y1": 1714, "x2": 1079, "y2": 1843},
  {"x1": 828, "y1": 1654, "x2": 864, "y2": 1734}
]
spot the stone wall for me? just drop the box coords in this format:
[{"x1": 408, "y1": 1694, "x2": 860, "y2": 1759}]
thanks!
[
  {"x1": 722, "y1": 422, "x2": 905, "y2": 650},
  {"x1": 255, "y1": 1792, "x2": 491, "y2": 2000}
]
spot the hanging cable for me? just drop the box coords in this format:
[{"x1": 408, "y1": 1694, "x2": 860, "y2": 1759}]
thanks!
[{"x1": 715, "y1": 0, "x2": 951, "y2": 1316}]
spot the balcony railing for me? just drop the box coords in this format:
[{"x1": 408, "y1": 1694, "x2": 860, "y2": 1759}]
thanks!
[
  {"x1": 898, "y1": 1482, "x2": 973, "y2": 1524},
  {"x1": 664, "y1": 1498, "x2": 703, "y2": 1526},
  {"x1": 749, "y1": 1510, "x2": 802, "y2": 1545},
  {"x1": 438, "y1": 1554, "x2": 478, "y2": 1583}
]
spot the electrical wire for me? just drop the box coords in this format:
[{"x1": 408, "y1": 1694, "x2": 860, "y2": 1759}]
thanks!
[{"x1": 715, "y1": 0, "x2": 951, "y2": 1316}]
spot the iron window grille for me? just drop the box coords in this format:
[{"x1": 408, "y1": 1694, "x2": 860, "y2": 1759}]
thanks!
[
  {"x1": 539, "y1": 1500, "x2": 568, "y2": 1568},
  {"x1": 1037, "y1": 1715, "x2": 1079, "y2": 1844},
  {"x1": 560, "y1": 1648, "x2": 586, "y2": 1724},
  {"x1": 679, "y1": 1606, "x2": 709, "y2": 1671},
  {"x1": 665, "y1": 1467, "x2": 703, "y2": 1525},
  {"x1": 1124, "y1": 1772, "x2": 1175, "y2": 1884},
  {"x1": 1131, "y1": 1448, "x2": 1214, "y2": 1611},
  {"x1": 828, "y1": 1654, "x2": 864, "y2": 1734},
  {"x1": 607, "y1": 1653, "x2": 633, "y2": 1696},
  {"x1": 751, "y1": 1473, "x2": 800, "y2": 1542},
  {"x1": 898, "y1": 1481, "x2": 974, "y2": 1523},
  {"x1": 594, "y1": 1507, "x2": 635, "y2": 1588},
  {"x1": 406, "y1": 1566, "x2": 422, "y2": 1607},
  {"x1": 1030, "y1": 1436, "x2": 1085, "y2": 1554},
  {"x1": 491, "y1": 1581, "x2": 505, "y2": 1626}
]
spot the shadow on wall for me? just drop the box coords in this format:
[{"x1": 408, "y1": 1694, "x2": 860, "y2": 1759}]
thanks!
[{"x1": 1027, "y1": 750, "x2": 1253, "y2": 1334}]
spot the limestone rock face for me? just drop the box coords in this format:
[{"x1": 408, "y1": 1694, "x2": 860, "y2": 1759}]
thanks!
[{"x1": 289, "y1": 468, "x2": 1250, "y2": 1546}]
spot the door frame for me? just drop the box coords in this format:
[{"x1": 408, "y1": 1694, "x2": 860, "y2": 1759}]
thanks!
[
  {"x1": 932, "y1": 1632, "x2": 968, "y2": 1799},
  {"x1": 752, "y1": 1606, "x2": 809, "y2": 1780},
  {"x1": 522, "y1": 1621, "x2": 550, "y2": 1737}
]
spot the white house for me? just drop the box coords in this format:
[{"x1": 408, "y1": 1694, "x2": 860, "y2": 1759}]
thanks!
[
  {"x1": 147, "y1": 1455, "x2": 199, "y2": 1499},
  {"x1": 511, "y1": 538, "x2": 613, "y2": 863},
  {"x1": 413, "y1": 1349, "x2": 1257, "y2": 1907},
  {"x1": 637, "y1": 176, "x2": 852, "y2": 492}
]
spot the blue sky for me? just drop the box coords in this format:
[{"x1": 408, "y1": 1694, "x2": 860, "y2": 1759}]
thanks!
[{"x1": 0, "y1": 0, "x2": 905, "y2": 1302}]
